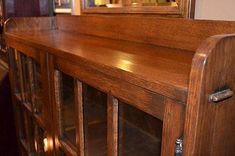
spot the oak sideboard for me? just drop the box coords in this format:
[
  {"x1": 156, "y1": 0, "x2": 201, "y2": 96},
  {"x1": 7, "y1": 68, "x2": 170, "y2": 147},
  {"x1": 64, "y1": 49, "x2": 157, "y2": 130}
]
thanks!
[{"x1": 4, "y1": 15, "x2": 235, "y2": 156}]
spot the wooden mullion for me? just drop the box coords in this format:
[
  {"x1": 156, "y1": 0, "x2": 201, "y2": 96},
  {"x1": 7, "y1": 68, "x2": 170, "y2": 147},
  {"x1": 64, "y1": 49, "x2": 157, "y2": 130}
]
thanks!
[
  {"x1": 40, "y1": 52, "x2": 47, "y2": 124},
  {"x1": 82, "y1": 84, "x2": 89, "y2": 156},
  {"x1": 161, "y1": 98, "x2": 185, "y2": 156},
  {"x1": 60, "y1": 140, "x2": 77, "y2": 156},
  {"x1": 75, "y1": 80, "x2": 85, "y2": 156},
  {"x1": 54, "y1": 70, "x2": 63, "y2": 138},
  {"x1": 53, "y1": 69, "x2": 64, "y2": 156},
  {"x1": 17, "y1": 50, "x2": 25, "y2": 102},
  {"x1": 48, "y1": 54, "x2": 61, "y2": 156},
  {"x1": 22, "y1": 55, "x2": 29, "y2": 103},
  {"x1": 107, "y1": 93, "x2": 119, "y2": 156},
  {"x1": 33, "y1": 114, "x2": 46, "y2": 130},
  {"x1": 27, "y1": 57, "x2": 35, "y2": 113}
]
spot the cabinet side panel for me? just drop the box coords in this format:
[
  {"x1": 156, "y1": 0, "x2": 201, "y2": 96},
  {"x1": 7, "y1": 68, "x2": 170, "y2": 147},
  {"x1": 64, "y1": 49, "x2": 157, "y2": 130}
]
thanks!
[{"x1": 184, "y1": 35, "x2": 235, "y2": 156}]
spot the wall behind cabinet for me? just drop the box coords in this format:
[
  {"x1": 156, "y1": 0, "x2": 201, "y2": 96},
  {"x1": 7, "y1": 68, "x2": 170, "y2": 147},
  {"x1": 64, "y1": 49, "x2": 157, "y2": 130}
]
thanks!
[{"x1": 195, "y1": 0, "x2": 235, "y2": 21}]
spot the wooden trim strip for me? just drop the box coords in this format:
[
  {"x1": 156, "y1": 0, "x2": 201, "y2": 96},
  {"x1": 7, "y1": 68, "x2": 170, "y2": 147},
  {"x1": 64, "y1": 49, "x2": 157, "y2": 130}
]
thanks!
[
  {"x1": 54, "y1": 70, "x2": 63, "y2": 138},
  {"x1": 60, "y1": 139, "x2": 77, "y2": 156},
  {"x1": 107, "y1": 94, "x2": 119, "y2": 156},
  {"x1": 27, "y1": 58, "x2": 35, "y2": 113},
  {"x1": 161, "y1": 98, "x2": 185, "y2": 156},
  {"x1": 75, "y1": 80, "x2": 85, "y2": 156},
  {"x1": 17, "y1": 50, "x2": 25, "y2": 102}
]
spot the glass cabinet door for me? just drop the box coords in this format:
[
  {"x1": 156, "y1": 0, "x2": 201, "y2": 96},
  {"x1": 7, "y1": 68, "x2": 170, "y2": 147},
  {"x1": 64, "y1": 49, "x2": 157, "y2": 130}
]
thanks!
[
  {"x1": 33, "y1": 123, "x2": 46, "y2": 156},
  {"x1": 54, "y1": 69, "x2": 163, "y2": 156},
  {"x1": 31, "y1": 58, "x2": 44, "y2": 116},
  {"x1": 54, "y1": 69, "x2": 108, "y2": 155},
  {"x1": 20, "y1": 53, "x2": 32, "y2": 104},
  {"x1": 83, "y1": 85, "x2": 107, "y2": 156},
  {"x1": 118, "y1": 101, "x2": 162, "y2": 156},
  {"x1": 58, "y1": 72, "x2": 76, "y2": 146},
  {"x1": 17, "y1": 104, "x2": 27, "y2": 142},
  {"x1": 17, "y1": 104, "x2": 34, "y2": 153},
  {"x1": 9, "y1": 49, "x2": 21, "y2": 96},
  {"x1": 59, "y1": 148, "x2": 67, "y2": 156}
]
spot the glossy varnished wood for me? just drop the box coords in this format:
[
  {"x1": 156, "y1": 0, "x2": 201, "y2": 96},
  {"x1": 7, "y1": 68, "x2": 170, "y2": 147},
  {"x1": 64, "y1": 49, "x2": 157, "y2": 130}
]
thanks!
[
  {"x1": 107, "y1": 94, "x2": 118, "y2": 156},
  {"x1": 55, "y1": 57, "x2": 166, "y2": 120},
  {"x1": 75, "y1": 80, "x2": 85, "y2": 156},
  {"x1": 56, "y1": 15, "x2": 235, "y2": 51},
  {"x1": 6, "y1": 30, "x2": 193, "y2": 102},
  {"x1": 5, "y1": 16, "x2": 235, "y2": 156},
  {"x1": 161, "y1": 99, "x2": 185, "y2": 156},
  {"x1": 184, "y1": 35, "x2": 235, "y2": 156}
]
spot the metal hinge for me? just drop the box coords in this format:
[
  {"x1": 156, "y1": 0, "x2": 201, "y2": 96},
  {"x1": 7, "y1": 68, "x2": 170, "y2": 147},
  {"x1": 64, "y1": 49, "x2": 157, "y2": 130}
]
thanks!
[{"x1": 175, "y1": 137, "x2": 183, "y2": 156}]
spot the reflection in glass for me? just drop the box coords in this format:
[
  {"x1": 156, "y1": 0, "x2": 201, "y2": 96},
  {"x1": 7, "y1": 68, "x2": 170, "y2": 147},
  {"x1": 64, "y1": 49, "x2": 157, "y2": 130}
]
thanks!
[
  {"x1": 84, "y1": 85, "x2": 107, "y2": 156},
  {"x1": 13, "y1": 51, "x2": 21, "y2": 94},
  {"x1": 18, "y1": 105, "x2": 27, "y2": 140},
  {"x1": 85, "y1": 0, "x2": 177, "y2": 8},
  {"x1": 118, "y1": 101, "x2": 162, "y2": 156},
  {"x1": 32, "y1": 60, "x2": 43, "y2": 115},
  {"x1": 19, "y1": 106, "x2": 34, "y2": 151},
  {"x1": 34, "y1": 124, "x2": 45, "y2": 156},
  {"x1": 20, "y1": 53, "x2": 31, "y2": 104},
  {"x1": 59, "y1": 72, "x2": 76, "y2": 145},
  {"x1": 59, "y1": 148, "x2": 67, "y2": 156}
]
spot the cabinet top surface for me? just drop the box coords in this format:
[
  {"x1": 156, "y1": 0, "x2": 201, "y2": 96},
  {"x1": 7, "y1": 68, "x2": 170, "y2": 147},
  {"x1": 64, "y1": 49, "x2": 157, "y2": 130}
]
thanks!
[{"x1": 6, "y1": 29, "x2": 194, "y2": 102}]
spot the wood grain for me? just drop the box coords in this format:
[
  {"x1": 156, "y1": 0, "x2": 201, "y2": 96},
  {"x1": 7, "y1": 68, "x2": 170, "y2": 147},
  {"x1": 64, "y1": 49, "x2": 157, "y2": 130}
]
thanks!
[
  {"x1": 56, "y1": 15, "x2": 235, "y2": 51},
  {"x1": 75, "y1": 80, "x2": 85, "y2": 156},
  {"x1": 161, "y1": 98, "x2": 185, "y2": 156},
  {"x1": 107, "y1": 94, "x2": 118, "y2": 156},
  {"x1": 184, "y1": 35, "x2": 235, "y2": 156},
  {"x1": 5, "y1": 16, "x2": 235, "y2": 156},
  {"x1": 6, "y1": 30, "x2": 192, "y2": 102},
  {"x1": 55, "y1": 57, "x2": 165, "y2": 120}
]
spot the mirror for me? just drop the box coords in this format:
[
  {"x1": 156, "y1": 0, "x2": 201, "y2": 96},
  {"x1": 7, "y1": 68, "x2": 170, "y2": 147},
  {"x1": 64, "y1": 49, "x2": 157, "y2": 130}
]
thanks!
[
  {"x1": 82, "y1": 0, "x2": 195, "y2": 18},
  {"x1": 86, "y1": 0, "x2": 177, "y2": 8}
]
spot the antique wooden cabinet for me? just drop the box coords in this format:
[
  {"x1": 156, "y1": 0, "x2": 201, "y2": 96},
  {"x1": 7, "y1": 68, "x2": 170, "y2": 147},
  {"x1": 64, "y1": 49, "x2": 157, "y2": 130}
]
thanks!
[{"x1": 4, "y1": 16, "x2": 235, "y2": 156}]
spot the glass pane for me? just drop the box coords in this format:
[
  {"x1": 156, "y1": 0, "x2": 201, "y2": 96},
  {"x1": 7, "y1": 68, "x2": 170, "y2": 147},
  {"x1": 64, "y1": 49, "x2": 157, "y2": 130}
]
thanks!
[
  {"x1": 85, "y1": 0, "x2": 177, "y2": 8},
  {"x1": 34, "y1": 124, "x2": 45, "y2": 156},
  {"x1": 21, "y1": 147, "x2": 28, "y2": 156},
  {"x1": 12, "y1": 50, "x2": 21, "y2": 95},
  {"x1": 17, "y1": 105, "x2": 27, "y2": 140},
  {"x1": 118, "y1": 101, "x2": 162, "y2": 156},
  {"x1": 59, "y1": 72, "x2": 76, "y2": 145},
  {"x1": 19, "y1": 107, "x2": 34, "y2": 152},
  {"x1": 59, "y1": 149, "x2": 67, "y2": 156},
  {"x1": 32, "y1": 59, "x2": 43, "y2": 115},
  {"x1": 20, "y1": 53, "x2": 31, "y2": 104},
  {"x1": 84, "y1": 85, "x2": 107, "y2": 156}
]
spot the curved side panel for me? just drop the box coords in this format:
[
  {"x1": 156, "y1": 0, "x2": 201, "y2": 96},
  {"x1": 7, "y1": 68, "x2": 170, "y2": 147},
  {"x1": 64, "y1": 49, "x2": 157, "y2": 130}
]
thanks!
[{"x1": 184, "y1": 34, "x2": 235, "y2": 156}]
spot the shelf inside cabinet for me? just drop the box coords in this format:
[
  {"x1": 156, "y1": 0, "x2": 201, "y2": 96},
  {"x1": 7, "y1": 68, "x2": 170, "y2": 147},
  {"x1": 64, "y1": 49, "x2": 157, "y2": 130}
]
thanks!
[
  {"x1": 83, "y1": 84, "x2": 107, "y2": 156},
  {"x1": 57, "y1": 71, "x2": 76, "y2": 146},
  {"x1": 118, "y1": 101, "x2": 162, "y2": 156}
]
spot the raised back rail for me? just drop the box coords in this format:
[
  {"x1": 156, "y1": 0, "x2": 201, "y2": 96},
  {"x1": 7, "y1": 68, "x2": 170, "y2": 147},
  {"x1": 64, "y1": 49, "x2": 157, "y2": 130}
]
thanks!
[{"x1": 57, "y1": 15, "x2": 235, "y2": 51}]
